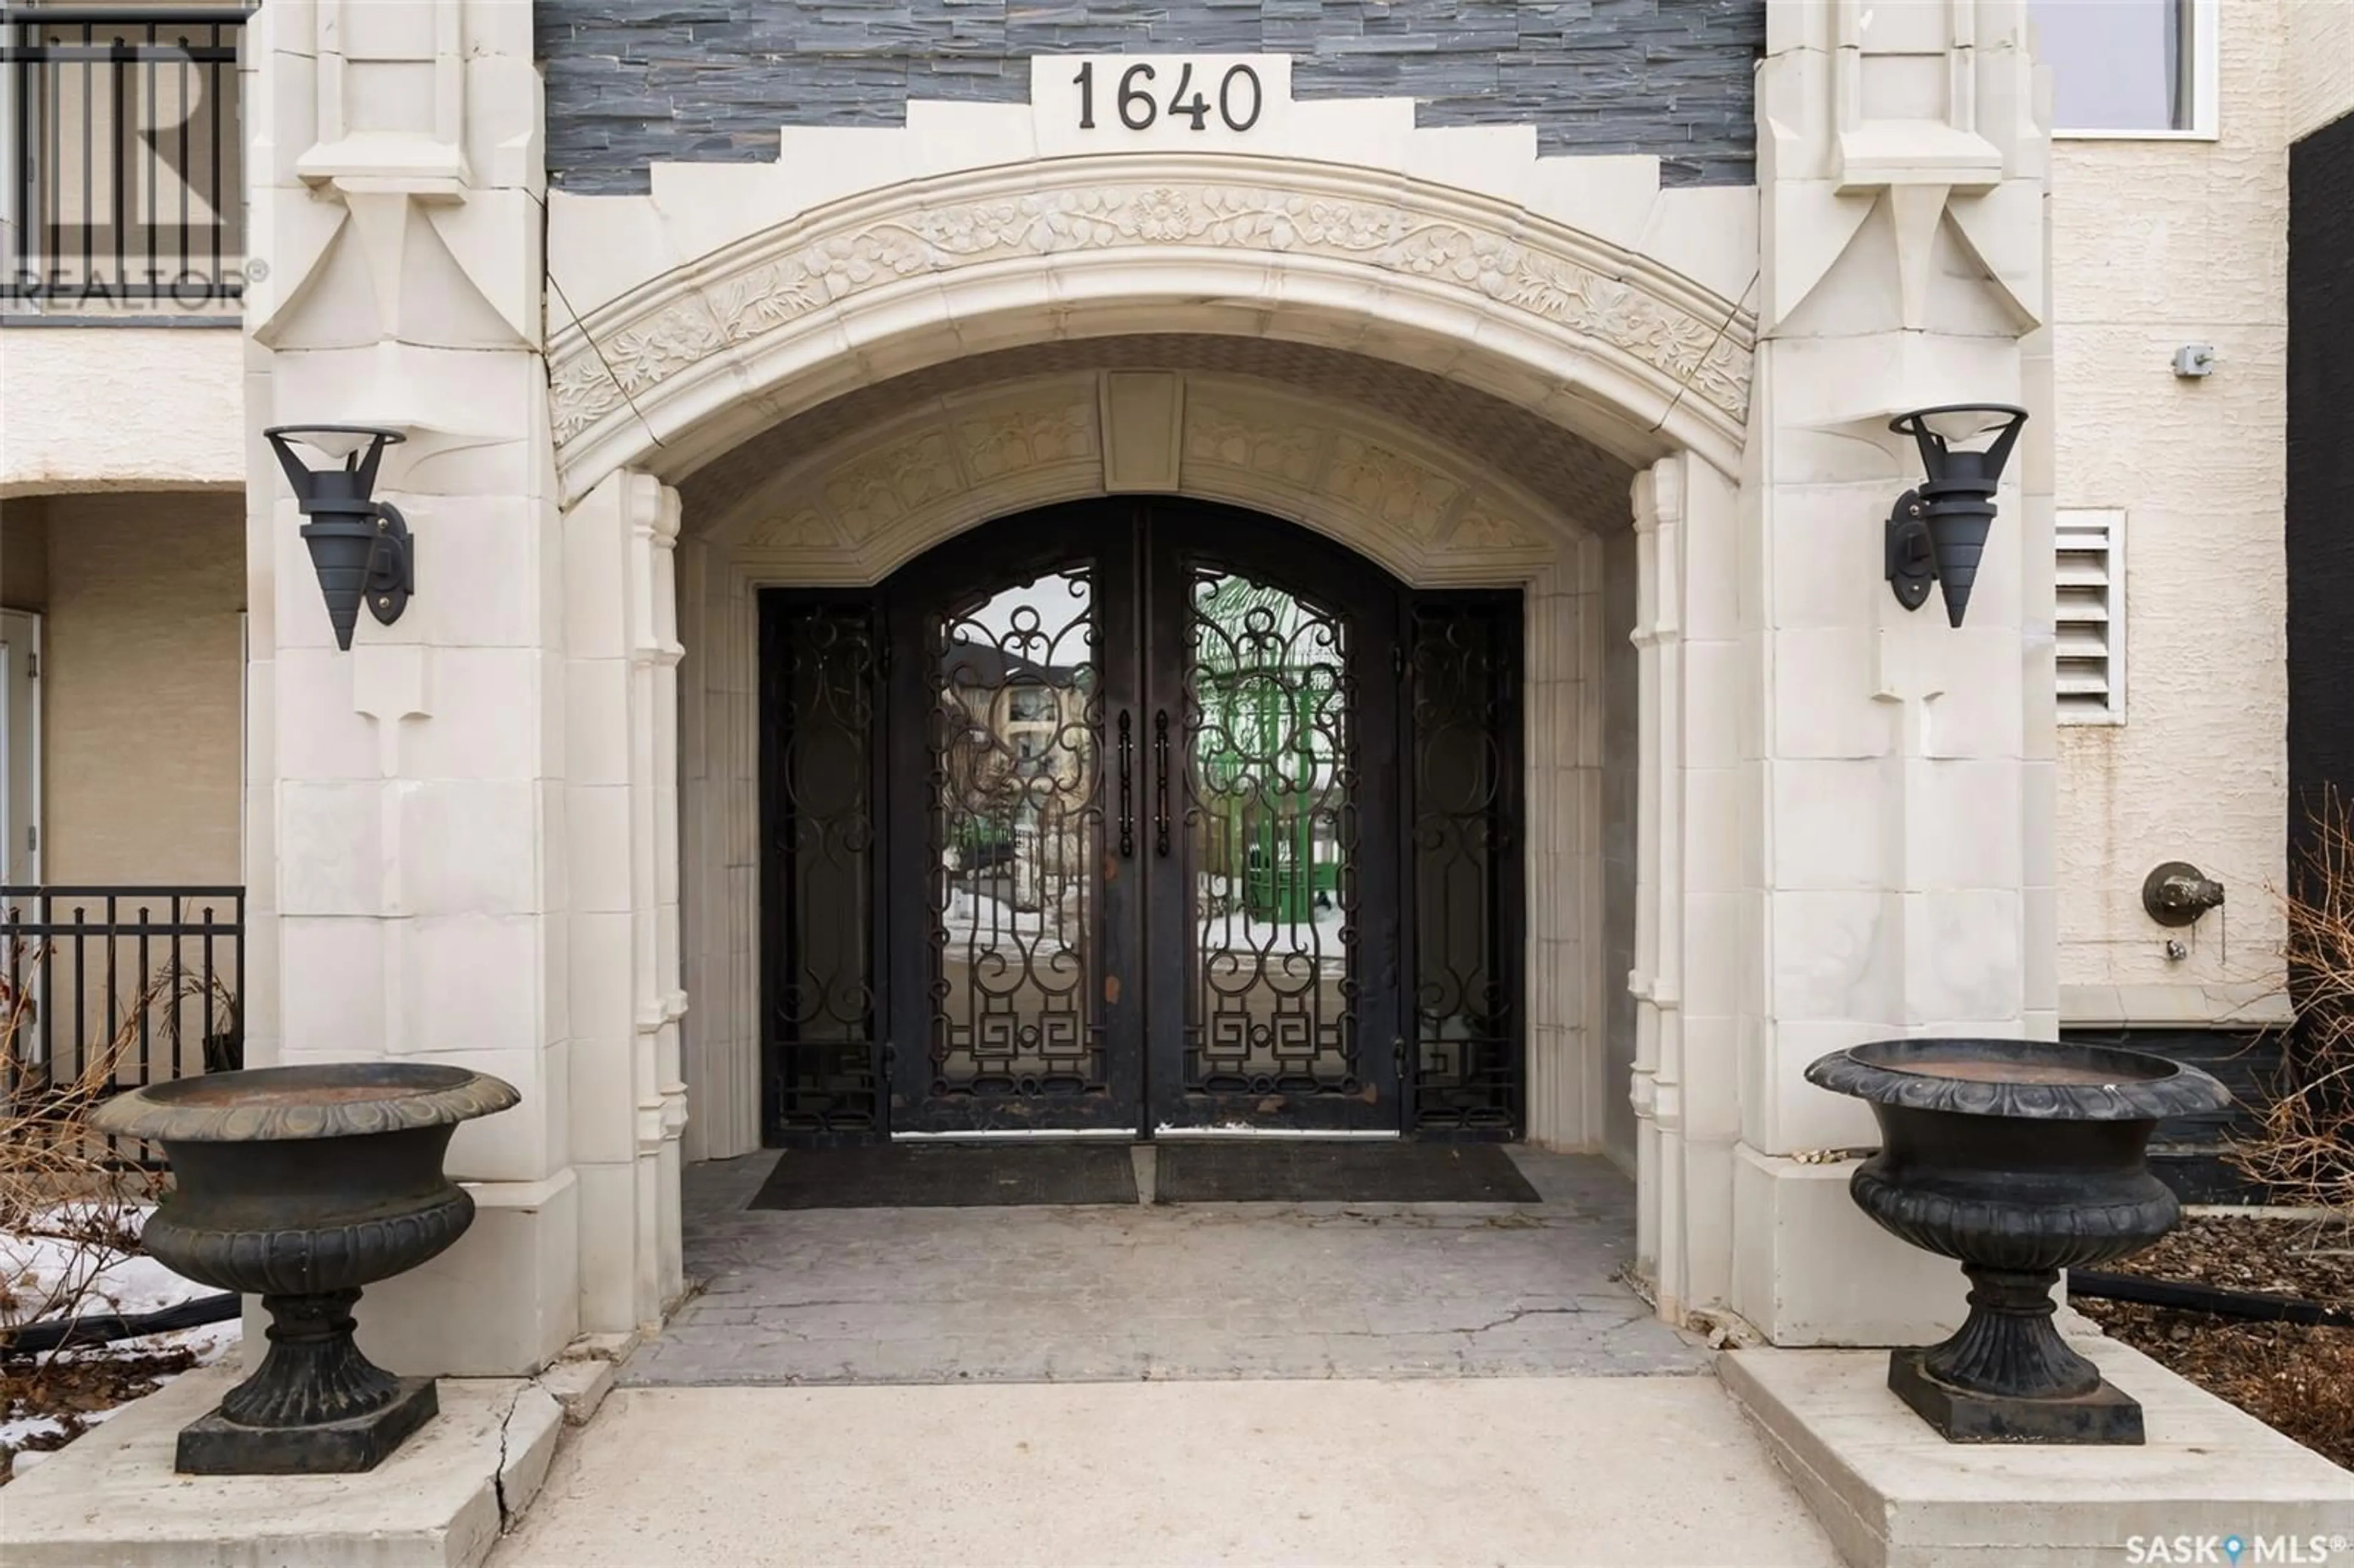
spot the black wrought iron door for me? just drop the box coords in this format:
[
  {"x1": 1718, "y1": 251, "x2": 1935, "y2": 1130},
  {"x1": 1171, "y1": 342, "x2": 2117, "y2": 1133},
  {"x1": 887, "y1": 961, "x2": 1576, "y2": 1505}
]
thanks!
[
  {"x1": 877, "y1": 501, "x2": 1402, "y2": 1135},
  {"x1": 883, "y1": 514, "x2": 1141, "y2": 1133},
  {"x1": 1143, "y1": 508, "x2": 1403, "y2": 1132}
]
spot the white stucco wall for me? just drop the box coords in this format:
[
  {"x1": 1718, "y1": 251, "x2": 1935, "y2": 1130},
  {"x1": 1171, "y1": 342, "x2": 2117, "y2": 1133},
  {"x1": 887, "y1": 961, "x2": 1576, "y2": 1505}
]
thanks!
[
  {"x1": 0, "y1": 327, "x2": 244, "y2": 498},
  {"x1": 2048, "y1": 0, "x2": 2289, "y2": 1026},
  {"x1": 2288, "y1": 0, "x2": 2354, "y2": 142}
]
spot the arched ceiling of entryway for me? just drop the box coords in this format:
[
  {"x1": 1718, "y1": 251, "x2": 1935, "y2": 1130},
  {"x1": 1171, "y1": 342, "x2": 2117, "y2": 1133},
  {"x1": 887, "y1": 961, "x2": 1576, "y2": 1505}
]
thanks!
[
  {"x1": 691, "y1": 335, "x2": 1633, "y2": 528},
  {"x1": 677, "y1": 338, "x2": 1639, "y2": 587}
]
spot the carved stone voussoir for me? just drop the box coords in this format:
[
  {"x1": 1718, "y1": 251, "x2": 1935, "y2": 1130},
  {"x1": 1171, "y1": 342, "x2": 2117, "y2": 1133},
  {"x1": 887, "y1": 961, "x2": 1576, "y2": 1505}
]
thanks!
[{"x1": 547, "y1": 170, "x2": 1755, "y2": 452}]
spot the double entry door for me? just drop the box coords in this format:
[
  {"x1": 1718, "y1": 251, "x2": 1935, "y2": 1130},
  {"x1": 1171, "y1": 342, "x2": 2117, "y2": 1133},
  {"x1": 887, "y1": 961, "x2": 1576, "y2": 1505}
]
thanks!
[{"x1": 883, "y1": 500, "x2": 1403, "y2": 1136}]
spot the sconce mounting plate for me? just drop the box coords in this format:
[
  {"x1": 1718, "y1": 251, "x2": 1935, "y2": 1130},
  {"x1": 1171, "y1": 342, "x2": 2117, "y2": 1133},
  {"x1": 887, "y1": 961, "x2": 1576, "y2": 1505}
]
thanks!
[{"x1": 1886, "y1": 489, "x2": 1936, "y2": 612}]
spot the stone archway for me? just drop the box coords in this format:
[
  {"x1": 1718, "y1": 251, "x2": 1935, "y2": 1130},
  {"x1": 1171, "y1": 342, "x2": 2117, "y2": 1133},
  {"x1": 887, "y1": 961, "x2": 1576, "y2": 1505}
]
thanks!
[
  {"x1": 533, "y1": 120, "x2": 1763, "y2": 1345},
  {"x1": 542, "y1": 149, "x2": 1756, "y2": 506}
]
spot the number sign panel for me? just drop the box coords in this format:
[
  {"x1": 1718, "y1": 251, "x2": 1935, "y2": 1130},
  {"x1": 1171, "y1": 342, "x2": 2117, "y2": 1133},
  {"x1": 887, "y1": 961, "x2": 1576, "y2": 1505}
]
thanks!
[{"x1": 1031, "y1": 56, "x2": 1293, "y2": 157}]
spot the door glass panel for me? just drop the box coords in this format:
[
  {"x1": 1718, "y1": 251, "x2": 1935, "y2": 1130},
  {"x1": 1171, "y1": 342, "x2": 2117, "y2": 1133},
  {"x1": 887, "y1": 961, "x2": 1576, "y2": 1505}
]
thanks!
[
  {"x1": 929, "y1": 569, "x2": 1104, "y2": 1100},
  {"x1": 1182, "y1": 569, "x2": 1357, "y2": 1097}
]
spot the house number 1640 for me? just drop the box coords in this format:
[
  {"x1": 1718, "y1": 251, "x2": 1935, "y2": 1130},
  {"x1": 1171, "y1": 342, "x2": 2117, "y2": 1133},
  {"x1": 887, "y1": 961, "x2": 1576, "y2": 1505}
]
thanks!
[{"x1": 1072, "y1": 62, "x2": 1263, "y2": 133}]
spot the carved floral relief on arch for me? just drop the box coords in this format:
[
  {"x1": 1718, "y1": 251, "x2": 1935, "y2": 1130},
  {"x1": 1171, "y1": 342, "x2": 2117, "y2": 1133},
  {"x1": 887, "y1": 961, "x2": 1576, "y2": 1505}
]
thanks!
[{"x1": 545, "y1": 172, "x2": 1757, "y2": 469}]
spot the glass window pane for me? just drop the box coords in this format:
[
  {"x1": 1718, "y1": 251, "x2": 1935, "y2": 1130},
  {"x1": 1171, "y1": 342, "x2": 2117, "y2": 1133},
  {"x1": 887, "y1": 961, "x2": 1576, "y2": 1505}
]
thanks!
[
  {"x1": 1183, "y1": 568, "x2": 1354, "y2": 1098},
  {"x1": 2032, "y1": 0, "x2": 2190, "y2": 131},
  {"x1": 931, "y1": 569, "x2": 1103, "y2": 1099}
]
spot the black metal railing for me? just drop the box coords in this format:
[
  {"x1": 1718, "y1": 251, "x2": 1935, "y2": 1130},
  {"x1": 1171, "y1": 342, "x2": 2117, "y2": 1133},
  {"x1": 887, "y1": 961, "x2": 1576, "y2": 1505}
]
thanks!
[
  {"x1": 1, "y1": 885, "x2": 243, "y2": 1160},
  {"x1": 2, "y1": 6, "x2": 248, "y2": 308}
]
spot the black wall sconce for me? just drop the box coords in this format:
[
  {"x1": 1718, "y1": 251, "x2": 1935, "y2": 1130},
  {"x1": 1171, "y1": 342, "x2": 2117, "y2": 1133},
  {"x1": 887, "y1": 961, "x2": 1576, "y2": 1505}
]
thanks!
[
  {"x1": 264, "y1": 426, "x2": 415, "y2": 652},
  {"x1": 1886, "y1": 404, "x2": 2028, "y2": 628}
]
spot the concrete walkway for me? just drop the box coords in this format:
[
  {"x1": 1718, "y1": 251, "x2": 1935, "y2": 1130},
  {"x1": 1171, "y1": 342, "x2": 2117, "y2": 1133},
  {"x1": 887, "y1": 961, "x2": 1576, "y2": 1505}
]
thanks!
[
  {"x1": 630, "y1": 1149, "x2": 1707, "y2": 1386},
  {"x1": 493, "y1": 1377, "x2": 1841, "y2": 1567},
  {"x1": 511, "y1": 1150, "x2": 1835, "y2": 1564}
]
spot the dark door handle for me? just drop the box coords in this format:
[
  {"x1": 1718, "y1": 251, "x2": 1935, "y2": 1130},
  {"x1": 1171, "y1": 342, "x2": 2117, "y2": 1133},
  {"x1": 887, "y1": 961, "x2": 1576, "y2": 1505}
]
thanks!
[
  {"x1": 1116, "y1": 709, "x2": 1134, "y2": 859},
  {"x1": 1154, "y1": 709, "x2": 1171, "y2": 858}
]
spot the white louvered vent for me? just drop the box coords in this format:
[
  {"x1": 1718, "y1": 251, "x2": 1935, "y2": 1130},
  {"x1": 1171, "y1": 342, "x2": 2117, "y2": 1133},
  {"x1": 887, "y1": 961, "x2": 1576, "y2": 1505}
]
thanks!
[{"x1": 2055, "y1": 511, "x2": 2125, "y2": 724}]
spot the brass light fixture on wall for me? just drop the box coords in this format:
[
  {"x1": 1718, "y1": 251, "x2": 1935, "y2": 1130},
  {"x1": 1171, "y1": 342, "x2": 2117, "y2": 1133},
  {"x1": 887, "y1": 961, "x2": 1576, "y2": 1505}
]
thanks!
[{"x1": 263, "y1": 426, "x2": 415, "y2": 652}]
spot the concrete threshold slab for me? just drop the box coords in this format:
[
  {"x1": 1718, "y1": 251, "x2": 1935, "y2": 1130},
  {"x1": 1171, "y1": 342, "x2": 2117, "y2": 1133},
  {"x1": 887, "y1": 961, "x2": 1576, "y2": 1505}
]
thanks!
[
  {"x1": 493, "y1": 1376, "x2": 1843, "y2": 1566},
  {"x1": 0, "y1": 1363, "x2": 565, "y2": 1568},
  {"x1": 1722, "y1": 1336, "x2": 2354, "y2": 1568}
]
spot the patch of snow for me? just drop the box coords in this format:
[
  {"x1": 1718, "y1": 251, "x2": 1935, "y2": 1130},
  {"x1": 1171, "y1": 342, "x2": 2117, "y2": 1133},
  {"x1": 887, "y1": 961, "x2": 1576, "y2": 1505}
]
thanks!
[
  {"x1": 6, "y1": 1205, "x2": 233, "y2": 1331},
  {"x1": 4, "y1": 1205, "x2": 244, "y2": 1469},
  {"x1": 0, "y1": 1413, "x2": 67, "y2": 1448}
]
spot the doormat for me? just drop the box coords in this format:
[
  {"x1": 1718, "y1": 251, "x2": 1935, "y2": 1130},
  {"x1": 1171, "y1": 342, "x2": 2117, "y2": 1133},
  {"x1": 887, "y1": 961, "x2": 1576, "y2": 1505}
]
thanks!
[
  {"x1": 1153, "y1": 1141, "x2": 1542, "y2": 1205},
  {"x1": 747, "y1": 1143, "x2": 1140, "y2": 1210}
]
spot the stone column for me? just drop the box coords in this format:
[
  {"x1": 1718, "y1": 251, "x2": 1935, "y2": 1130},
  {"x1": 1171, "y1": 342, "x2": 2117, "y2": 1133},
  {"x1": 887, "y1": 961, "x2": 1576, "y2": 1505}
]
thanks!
[
  {"x1": 1731, "y1": 0, "x2": 2054, "y2": 1344},
  {"x1": 677, "y1": 544, "x2": 762, "y2": 1162},
  {"x1": 1521, "y1": 549, "x2": 1605, "y2": 1150},
  {"x1": 1629, "y1": 452, "x2": 1743, "y2": 1326},
  {"x1": 242, "y1": 0, "x2": 578, "y2": 1374},
  {"x1": 565, "y1": 470, "x2": 689, "y2": 1333}
]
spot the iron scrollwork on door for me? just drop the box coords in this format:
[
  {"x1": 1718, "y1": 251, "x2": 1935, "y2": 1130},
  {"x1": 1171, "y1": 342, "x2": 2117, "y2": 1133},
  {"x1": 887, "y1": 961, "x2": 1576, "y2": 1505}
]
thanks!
[
  {"x1": 1179, "y1": 567, "x2": 1359, "y2": 1100},
  {"x1": 1407, "y1": 595, "x2": 1524, "y2": 1133},
  {"x1": 760, "y1": 596, "x2": 883, "y2": 1136},
  {"x1": 928, "y1": 568, "x2": 1107, "y2": 1102}
]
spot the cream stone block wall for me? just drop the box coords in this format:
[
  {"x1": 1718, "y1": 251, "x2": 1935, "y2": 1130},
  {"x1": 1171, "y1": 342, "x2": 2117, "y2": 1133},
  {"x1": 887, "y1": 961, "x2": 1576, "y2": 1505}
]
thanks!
[
  {"x1": 238, "y1": 0, "x2": 592, "y2": 1375},
  {"x1": 2048, "y1": 0, "x2": 2291, "y2": 1027},
  {"x1": 1728, "y1": 0, "x2": 2054, "y2": 1344},
  {"x1": 0, "y1": 328, "x2": 244, "y2": 498}
]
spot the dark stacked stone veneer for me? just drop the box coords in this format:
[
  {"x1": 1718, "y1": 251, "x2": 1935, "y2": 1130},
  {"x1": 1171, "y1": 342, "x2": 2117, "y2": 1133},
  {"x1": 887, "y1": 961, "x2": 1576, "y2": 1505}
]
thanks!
[{"x1": 536, "y1": 0, "x2": 1765, "y2": 194}]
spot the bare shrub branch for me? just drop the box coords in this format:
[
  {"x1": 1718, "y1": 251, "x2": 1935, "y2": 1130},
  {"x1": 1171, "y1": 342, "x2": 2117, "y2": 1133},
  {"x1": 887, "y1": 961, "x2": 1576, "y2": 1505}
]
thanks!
[
  {"x1": 0, "y1": 946, "x2": 215, "y2": 1363},
  {"x1": 2229, "y1": 793, "x2": 2354, "y2": 1214}
]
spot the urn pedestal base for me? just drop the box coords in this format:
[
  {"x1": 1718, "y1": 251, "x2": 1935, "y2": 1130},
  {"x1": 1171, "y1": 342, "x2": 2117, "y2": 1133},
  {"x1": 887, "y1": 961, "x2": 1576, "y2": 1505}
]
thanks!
[
  {"x1": 1888, "y1": 1349, "x2": 2144, "y2": 1445},
  {"x1": 178, "y1": 1377, "x2": 440, "y2": 1475}
]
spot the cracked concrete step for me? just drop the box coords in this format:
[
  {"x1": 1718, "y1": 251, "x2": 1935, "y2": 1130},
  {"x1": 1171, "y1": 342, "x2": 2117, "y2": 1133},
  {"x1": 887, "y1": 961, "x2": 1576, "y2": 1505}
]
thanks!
[
  {"x1": 634, "y1": 1148, "x2": 1706, "y2": 1388},
  {"x1": 0, "y1": 1364, "x2": 565, "y2": 1568}
]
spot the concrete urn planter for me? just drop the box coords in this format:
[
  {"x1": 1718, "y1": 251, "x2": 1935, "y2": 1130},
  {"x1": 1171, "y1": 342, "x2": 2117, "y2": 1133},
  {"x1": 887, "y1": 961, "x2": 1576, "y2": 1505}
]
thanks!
[
  {"x1": 91, "y1": 1062, "x2": 520, "y2": 1474},
  {"x1": 1804, "y1": 1037, "x2": 2230, "y2": 1444}
]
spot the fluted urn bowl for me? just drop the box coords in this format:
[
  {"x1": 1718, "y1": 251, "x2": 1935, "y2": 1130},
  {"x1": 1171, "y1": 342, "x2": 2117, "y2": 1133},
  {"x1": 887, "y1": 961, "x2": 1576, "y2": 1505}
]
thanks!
[
  {"x1": 1805, "y1": 1037, "x2": 2229, "y2": 1444},
  {"x1": 91, "y1": 1062, "x2": 519, "y2": 1474}
]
